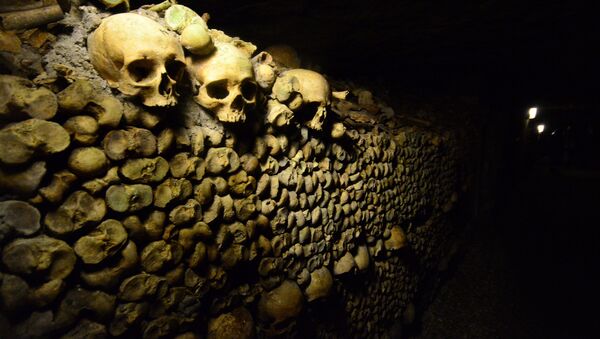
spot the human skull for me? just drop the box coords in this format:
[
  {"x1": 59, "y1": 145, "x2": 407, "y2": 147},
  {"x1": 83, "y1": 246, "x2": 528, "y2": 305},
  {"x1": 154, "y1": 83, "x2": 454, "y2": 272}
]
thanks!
[
  {"x1": 272, "y1": 69, "x2": 330, "y2": 130},
  {"x1": 188, "y1": 42, "x2": 257, "y2": 123},
  {"x1": 88, "y1": 13, "x2": 186, "y2": 107},
  {"x1": 257, "y1": 280, "x2": 304, "y2": 336},
  {"x1": 251, "y1": 51, "x2": 277, "y2": 90}
]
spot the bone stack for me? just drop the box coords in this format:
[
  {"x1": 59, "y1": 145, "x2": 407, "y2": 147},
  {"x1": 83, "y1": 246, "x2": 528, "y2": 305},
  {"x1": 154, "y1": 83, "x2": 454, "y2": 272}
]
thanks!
[{"x1": 0, "y1": 3, "x2": 471, "y2": 338}]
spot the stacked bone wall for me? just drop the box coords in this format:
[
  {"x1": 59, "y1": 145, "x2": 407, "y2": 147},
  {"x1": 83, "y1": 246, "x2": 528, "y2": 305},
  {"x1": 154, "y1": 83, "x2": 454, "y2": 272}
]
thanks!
[{"x1": 0, "y1": 3, "x2": 474, "y2": 338}]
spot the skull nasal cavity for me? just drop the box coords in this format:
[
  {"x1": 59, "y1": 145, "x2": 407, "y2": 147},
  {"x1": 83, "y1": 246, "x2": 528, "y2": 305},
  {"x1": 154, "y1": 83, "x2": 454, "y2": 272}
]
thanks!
[
  {"x1": 232, "y1": 95, "x2": 245, "y2": 111},
  {"x1": 159, "y1": 73, "x2": 172, "y2": 95},
  {"x1": 206, "y1": 80, "x2": 229, "y2": 99},
  {"x1": 127, "y1": 59, "x2": 156, "y2": 82}
]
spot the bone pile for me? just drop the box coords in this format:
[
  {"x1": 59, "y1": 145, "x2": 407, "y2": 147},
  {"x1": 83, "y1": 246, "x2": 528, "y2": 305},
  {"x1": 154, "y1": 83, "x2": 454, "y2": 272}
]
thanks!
[{"x1": 0, "y1": 3, "x2": 468, "y2": 338}]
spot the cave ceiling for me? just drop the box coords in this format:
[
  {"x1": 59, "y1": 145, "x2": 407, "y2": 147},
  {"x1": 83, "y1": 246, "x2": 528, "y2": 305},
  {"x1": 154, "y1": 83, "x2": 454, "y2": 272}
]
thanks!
[{"x1": 179, "y1": 0, "x2": 597, "y2": 98}]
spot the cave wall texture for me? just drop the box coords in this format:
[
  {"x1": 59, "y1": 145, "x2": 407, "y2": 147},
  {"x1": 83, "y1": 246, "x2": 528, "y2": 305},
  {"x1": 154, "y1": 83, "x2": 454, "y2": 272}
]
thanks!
[{"x1": 0, "y1": 1, "x2": 476, "y2": 338}]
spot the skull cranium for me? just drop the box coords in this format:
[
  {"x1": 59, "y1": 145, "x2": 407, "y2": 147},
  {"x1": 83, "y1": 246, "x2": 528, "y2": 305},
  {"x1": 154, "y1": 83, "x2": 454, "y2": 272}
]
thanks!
[
  {"x1": 271, "y1": 69, "x2": 330, "y2": 130},
  {"x1": 257, "y1": 280, "x2": 304, "y2": 336},
  {"x1": 187, "y1": 42, "x2": 257, "y2": 123},
  {"x1": 88, "y1": 13, "x2": 186, "y2": 107}
]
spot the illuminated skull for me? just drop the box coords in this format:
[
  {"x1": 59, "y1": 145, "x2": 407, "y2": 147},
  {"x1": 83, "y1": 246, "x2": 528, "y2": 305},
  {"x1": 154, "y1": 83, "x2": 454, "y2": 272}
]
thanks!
[
  {"x1": 88, "y1": 13, "x2": 186, "y2": 107},
  {"x1": 188, "y1": 42, "x2": 257, "y2": 123},
  {"x1": 272, "y1": 69, "x2": 330, "y2": 130}
]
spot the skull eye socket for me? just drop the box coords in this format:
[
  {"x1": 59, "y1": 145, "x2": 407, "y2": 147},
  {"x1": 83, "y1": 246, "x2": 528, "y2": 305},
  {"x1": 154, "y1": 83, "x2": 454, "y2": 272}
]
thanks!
[
  {"x1": 127, "y1": 59, "x2": 157, "y2": 83},
  {"x1": 166, "y1": 59, "x2": 186, "y2": 81},
  {"x1": 240, "y1": 79, "x2": 257, "y2": 100},
  {"x1": 258, "y1": 52, "x2": 271, "y2": 63},
  {"x1": 297, "y1": 102, "x2": 320, "y2": 122},
  {"x1": 206, "y1": 80, "x2": 229, "y2": 99}
]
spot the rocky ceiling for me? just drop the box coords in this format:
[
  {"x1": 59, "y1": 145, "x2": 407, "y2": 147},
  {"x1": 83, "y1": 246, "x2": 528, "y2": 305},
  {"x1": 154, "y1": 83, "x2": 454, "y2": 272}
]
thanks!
[{"x1": 177, "y1": 0, "x2": 597, "y2": 99}]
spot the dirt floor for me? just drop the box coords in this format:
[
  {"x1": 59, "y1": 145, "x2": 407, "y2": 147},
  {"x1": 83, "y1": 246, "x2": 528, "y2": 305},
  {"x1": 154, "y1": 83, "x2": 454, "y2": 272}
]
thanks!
[{"x1": 413, "y1": 165, "x2": 600, "y2": 339}]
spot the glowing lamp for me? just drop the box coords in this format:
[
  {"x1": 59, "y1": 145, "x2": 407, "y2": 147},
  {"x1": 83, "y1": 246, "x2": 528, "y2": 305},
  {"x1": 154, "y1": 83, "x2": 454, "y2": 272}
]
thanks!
[
  {"x1": 536, "y1": 124, "x2": 545, "y2": 134},
  {"x1": 528, "y1": 107, "x2": 538, "y2": 120}
]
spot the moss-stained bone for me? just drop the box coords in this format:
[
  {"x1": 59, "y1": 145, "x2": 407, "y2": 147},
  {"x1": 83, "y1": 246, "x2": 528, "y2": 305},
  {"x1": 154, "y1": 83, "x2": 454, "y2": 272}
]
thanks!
[
  {"x1": 103, "y1": 127, "x2": 157, "y2": 161},
  {"x1": 0, "y1": 161, "x2": 47, "y2": 195},
  {"x1": 106, "y1": 184, "x2": 153, "y2": 212},
  {"x1": 57, "y1": 79, "x2": 123, "y2": 128},
  {"x1": 0, "y1": 119, "x2": 69, "y2": 166},
  {"x1": 120, "y1": 157, "x2": 169, "y2": 183},
  {"x1": 2, "y1": 236, "x2": 76, "y2": 280},
  {"x1": 80, "y1": 240, "x2": 138, "y2": 289},
  {"x1": 63, "y1": 116, "x2": 100, "y2": 145},
  {"x1": 181, "y1": 23, "x2": 214, "y2": 56},
  {"x1": 74, "y1": 219, "x2": 128, "y2": 265},
  {"x1": 304, "y1": 267, "x2": 333, "y2": 302},
  {"x1": 68, "y1": 147, "x2": 109, "y2": 177},
  {"x1": 0, "y1": 75, "x2": 57, "y2": 121},
  {"x1": 0, "y1": 274, "x2": 65, "y2": 312},
  {"x1": 99, "y1": 0, "x2": 129, "y2": 11},
  {"x1": 44, "y1": 191, "x2": 106, "y2": 235},
  {"x1": 0, "y1": 200, "x2": 40, "y2": 239}
]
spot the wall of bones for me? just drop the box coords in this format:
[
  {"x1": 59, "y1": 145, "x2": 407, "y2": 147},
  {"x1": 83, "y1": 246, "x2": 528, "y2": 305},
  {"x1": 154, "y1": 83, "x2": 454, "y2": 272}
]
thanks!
[{"x1": 0, "y1": 2, "x2": 473, "y2": 338}]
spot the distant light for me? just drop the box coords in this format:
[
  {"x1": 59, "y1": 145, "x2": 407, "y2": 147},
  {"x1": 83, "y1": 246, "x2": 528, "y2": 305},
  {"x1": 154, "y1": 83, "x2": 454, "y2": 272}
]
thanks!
[
  {"x1": 537, "y1": 124, "x2": 545, "y2": 134},
  {"x1": 528, "y1": 107, "x2": 538, "y2": 119}
]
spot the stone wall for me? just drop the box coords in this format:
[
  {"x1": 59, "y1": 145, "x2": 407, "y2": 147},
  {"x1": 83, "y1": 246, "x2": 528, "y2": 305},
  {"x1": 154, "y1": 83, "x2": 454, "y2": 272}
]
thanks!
[{"x1": 0, "y1": 2, "x2": 474, "y2": 338}]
